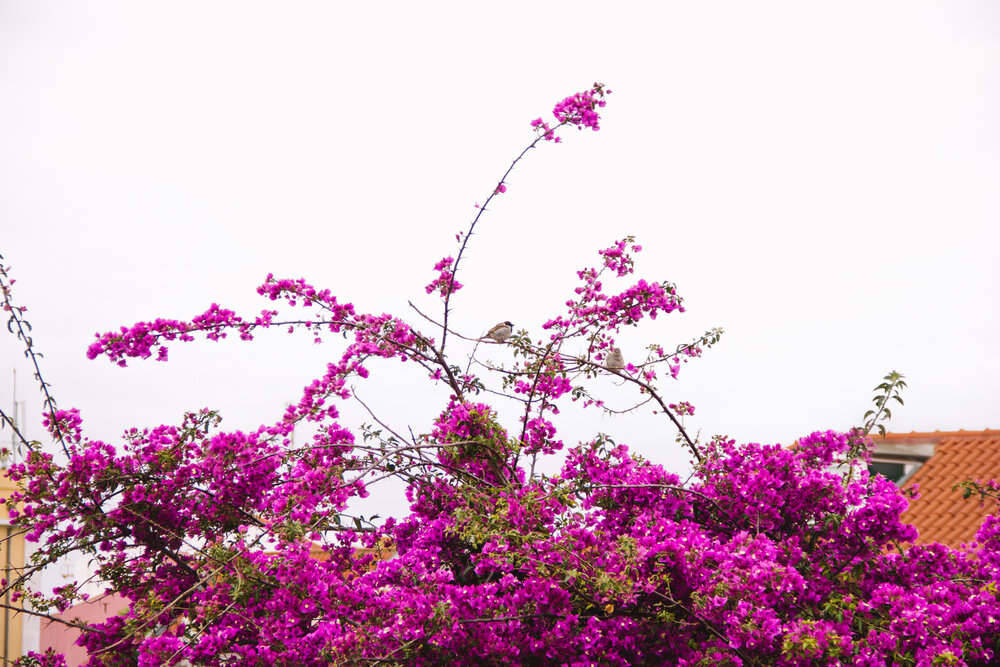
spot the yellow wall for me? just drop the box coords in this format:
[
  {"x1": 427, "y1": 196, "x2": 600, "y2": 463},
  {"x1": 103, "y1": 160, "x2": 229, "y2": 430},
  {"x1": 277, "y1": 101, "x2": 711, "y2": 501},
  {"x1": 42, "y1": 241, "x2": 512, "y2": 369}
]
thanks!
[{"x1": 0, "y1": 472, "x2": 25, "y2": 660}]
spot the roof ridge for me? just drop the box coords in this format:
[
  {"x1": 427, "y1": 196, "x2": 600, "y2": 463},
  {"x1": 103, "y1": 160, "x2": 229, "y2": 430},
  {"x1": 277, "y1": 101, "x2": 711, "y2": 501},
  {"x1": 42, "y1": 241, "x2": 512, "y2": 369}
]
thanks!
[{"x1": 874, "y1": 429, "x2": 1000, "y2": 442}]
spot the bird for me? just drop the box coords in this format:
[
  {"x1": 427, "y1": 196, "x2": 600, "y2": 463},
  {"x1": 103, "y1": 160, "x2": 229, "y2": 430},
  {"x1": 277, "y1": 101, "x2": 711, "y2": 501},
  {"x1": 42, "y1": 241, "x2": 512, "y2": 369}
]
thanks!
[
  {"x1": 605, "y1": 348, "x2": 624, "y2": 371},
  {"x1": 483, "y1": 321, "x2": 513, "y2": 343}
]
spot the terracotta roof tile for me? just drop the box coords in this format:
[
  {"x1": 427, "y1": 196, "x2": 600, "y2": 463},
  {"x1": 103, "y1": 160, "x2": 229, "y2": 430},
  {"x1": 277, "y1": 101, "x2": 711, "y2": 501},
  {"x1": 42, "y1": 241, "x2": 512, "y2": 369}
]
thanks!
[{"x1": 872, "y1": 429, "x2": 1000, "y2": 547}]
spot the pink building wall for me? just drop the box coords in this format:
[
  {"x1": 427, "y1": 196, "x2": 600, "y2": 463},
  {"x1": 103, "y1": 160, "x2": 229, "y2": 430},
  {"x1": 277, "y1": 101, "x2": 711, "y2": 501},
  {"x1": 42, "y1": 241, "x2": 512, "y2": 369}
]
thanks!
[{"x1": 40, "y1": 595, "x2": 127, "y2": 667}]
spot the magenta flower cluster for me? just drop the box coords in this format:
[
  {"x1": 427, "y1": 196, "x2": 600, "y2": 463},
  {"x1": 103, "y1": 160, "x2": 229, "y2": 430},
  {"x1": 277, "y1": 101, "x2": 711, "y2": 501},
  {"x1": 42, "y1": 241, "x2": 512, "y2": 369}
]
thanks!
[
  {"x1": 5, "y1": 85, "x2": 1000, "y2": 667},
  {"x1": 668, "y1": 401, "x2": 695, "y2": 416},
  {"x1": 531, "y1": 82, "x2": 609, "y2": 143},
  {"x1": 425, "y1": 256, "x2": 462, "y2": 298},
  {"x1": 539, "y1": 237, "x2": 701, "y2": 383}
]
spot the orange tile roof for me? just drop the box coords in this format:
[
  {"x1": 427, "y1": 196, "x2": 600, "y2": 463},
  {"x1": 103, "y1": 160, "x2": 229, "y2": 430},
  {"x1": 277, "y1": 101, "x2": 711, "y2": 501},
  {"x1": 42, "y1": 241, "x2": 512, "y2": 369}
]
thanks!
[
  {"x1": 872, "y1": 429, "x2": 1000, "y2": 547},
  {"x1": 309, "y1": 537, "x2": 397, "y2": 565}
]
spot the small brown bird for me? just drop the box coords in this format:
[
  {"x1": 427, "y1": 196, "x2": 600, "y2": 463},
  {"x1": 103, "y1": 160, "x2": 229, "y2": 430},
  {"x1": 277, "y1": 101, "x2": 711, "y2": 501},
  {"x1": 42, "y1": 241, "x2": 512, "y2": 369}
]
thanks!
[
  {"x1": 605, "y1": 347, "x2": 625, "y2": 371},
  {"x1": 483, "y1": 321, "x2": 513, "y2": 343}
]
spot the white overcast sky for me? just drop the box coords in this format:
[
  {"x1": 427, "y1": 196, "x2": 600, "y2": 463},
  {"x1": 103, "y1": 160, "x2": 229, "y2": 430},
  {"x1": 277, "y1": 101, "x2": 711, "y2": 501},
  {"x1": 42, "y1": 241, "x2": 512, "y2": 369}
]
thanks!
[{"x1": 1, "y1": 2, "x2": 998, "y2": 496}]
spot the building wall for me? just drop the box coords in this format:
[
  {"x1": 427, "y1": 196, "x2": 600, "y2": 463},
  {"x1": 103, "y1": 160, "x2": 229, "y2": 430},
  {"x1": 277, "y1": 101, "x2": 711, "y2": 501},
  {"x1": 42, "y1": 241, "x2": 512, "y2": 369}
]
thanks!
[
  {"x1": 0, "y1": 472, "x2": 25, "y2": 661},
  {"x1": 40, "y1": 595, "x2": 128, "y2": 667}
]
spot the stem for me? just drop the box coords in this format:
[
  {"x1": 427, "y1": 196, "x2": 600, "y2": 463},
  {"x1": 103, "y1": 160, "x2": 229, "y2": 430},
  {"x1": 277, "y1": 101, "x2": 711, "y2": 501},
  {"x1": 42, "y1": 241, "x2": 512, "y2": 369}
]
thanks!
[
  {"x1": 0, "y1": 256, "x2": 68, "y2": 455},
  {"x1": 439, "y1": 122, "x2": 570, "y2": 354}
]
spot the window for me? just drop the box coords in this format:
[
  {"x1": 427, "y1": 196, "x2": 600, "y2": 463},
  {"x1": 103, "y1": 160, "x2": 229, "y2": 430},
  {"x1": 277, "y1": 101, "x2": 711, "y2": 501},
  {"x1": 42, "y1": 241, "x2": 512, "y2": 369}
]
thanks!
[
  {"x1": 868, "y1": 460, "x2": 915, "y2": 484},
  {"x1": 866, "y1": 441, "x2": 936, "y2": 486}
]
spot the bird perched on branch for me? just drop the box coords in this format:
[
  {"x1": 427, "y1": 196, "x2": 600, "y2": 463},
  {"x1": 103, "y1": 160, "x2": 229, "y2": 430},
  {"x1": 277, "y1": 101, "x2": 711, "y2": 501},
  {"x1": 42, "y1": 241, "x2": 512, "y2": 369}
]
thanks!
[
  {"x1": 483, "y1": 321, "x2": 514, "y2": 343},
  {"x1": 605, "y1": 348, "x2": 624, "y2": 371}
]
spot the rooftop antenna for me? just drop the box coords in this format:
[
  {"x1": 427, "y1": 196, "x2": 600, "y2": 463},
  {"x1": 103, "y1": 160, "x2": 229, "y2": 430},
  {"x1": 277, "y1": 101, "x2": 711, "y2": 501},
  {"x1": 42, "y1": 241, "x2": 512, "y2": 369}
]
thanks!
[{"x1": 7, "y1": 368, "x2": 25, "y2": 469}]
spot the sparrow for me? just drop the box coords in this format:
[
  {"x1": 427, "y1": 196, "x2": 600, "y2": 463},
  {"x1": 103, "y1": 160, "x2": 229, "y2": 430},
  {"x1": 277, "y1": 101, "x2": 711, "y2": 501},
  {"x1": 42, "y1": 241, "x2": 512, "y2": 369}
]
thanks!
[
  {"x1": 483, "y1": 321, "x2": 513, "y2": 343},
  {"x1": 605, "y1": 347, "x2": 625, "y2": 371}
]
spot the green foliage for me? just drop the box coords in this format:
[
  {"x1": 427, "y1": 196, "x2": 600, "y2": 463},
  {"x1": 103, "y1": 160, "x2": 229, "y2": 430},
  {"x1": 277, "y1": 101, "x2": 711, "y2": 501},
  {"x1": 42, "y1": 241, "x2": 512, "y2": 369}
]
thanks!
[{"x1": 862, "y1": 370, "x2": 907, "y2": 437}]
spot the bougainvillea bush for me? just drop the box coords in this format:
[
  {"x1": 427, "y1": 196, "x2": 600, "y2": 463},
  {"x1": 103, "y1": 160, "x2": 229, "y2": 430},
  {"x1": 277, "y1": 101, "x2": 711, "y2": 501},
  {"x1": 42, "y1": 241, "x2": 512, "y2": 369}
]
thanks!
[{"x1": 3, "y1": 85, "x2": 1000, "y2": 667}]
